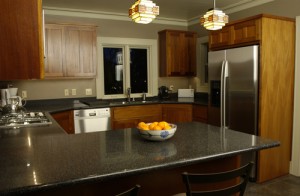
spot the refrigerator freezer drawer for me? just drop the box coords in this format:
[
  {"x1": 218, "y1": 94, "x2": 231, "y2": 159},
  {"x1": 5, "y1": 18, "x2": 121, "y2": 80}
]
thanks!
[{"x1": 178, "y1": 89, "x2": 194, "y2": 98}]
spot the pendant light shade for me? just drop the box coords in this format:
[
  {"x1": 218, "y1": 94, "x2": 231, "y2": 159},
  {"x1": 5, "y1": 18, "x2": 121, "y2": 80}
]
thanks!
[
  {"x1": 129, "y1": 0, "x2": 159, "y2": 24},
  {"x1": 200, "y1": 0, "x2": 228, "y2": 30}
]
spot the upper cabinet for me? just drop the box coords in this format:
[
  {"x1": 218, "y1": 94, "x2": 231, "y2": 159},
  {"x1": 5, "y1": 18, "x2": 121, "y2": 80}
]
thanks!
[
  {"x1": 45, "y1": 24, "x2": 97, "y2": 78},
  {"x1": 209, "y1": 16, "x2": 261, "y2": 50},
  {"x1": 159, "y1": 30, "x2": 197, "y2": 77},
  {"x1": 0, "y1": 0, "x2": 44, "y2": 80}
]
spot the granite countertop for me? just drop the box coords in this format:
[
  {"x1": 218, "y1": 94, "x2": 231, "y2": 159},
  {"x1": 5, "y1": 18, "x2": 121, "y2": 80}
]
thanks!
[
  {"x1": 0, "y1": 122, "x2": 279, "y2": 195},
  {"x1": 23, "y1": 93, "x2": 208, "y2": 113}
]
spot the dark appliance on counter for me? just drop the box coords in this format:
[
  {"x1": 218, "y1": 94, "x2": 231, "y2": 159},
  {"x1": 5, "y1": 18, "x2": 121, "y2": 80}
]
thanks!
[
  {"x1": 158, "y1": 86, "x2": 170, "y2": 100},
  {"x1": 208, "y1": 45, "x2": 259, "y2": 181}
]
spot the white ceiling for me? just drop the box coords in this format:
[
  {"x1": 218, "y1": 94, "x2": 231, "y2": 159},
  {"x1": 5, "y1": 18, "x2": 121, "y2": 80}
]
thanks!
[{"x1": 43, "y1": 0, "x2": 274, "y2": 24}]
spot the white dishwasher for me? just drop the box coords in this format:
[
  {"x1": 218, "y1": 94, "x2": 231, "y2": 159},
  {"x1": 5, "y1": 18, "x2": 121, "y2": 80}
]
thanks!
[{"x1": 74, "y1": 108, "x2": 111, "y2": 134}]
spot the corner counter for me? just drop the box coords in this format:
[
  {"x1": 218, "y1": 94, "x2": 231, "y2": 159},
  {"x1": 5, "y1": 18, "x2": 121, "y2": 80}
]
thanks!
[{"x1": 0, "y1": 122, "x2": 279, "y2": 195}]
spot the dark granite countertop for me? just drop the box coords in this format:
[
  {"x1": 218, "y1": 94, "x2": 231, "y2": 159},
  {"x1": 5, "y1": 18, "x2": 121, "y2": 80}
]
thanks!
[
  {"x1": 0, "y1": 122, "x2": 279, "y2": 195},
  {"x1": 23, "y1": 93, "x2": 208, "y2": 113}
]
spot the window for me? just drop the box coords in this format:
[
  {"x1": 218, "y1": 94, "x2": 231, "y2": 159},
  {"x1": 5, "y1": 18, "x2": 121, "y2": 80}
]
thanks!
[{"x1": 96, "y1": 37, "x2": 158, "y2": 99}]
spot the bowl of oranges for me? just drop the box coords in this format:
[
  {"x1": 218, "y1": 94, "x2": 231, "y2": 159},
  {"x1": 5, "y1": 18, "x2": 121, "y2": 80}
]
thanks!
[{"x1": 137, "y1": 121, "x2": 177, "y2": 141}]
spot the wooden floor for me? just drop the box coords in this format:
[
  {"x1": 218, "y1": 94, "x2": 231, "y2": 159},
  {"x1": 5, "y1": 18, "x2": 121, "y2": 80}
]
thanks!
[{"x1": 245, "y1": 175, "x2": 300, "y2": 196}]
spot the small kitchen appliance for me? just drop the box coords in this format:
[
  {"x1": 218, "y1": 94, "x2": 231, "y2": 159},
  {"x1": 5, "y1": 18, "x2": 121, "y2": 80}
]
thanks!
[
  {"x1": 1, "y1": 88, "x2": 19, "y2": 106},
  {"x1": 158, "y1": 86, "x2": 170, "y2": 100}
]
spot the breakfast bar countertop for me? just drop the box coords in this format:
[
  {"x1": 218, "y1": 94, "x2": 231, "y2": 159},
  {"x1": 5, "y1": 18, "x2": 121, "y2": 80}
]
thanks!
[{"x1": 0, "y1": 121, "x2": 279, "y2": 195}]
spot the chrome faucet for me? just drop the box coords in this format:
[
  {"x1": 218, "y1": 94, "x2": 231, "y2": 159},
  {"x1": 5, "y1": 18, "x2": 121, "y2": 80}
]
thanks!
[{"x1": 127, "y1": 87, "x2": 131, "y2": 102}]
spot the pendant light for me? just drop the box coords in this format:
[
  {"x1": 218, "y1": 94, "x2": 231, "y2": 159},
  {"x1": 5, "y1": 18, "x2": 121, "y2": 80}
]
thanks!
[
  {"x1": 200, "y1": 0, "x2": 229, "y2": 30},
  {"x1": 129, "y1": 0, "x2": 159, "y2": 24}
]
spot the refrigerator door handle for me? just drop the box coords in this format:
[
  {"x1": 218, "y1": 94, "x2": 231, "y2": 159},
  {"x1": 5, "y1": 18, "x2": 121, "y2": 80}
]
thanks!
[
  {"x1": 223, "y1": 61, "x2": 229, "y2": 128},
  {"x1": 220, "y1": 60, "x2": 226, "y2": 127}
]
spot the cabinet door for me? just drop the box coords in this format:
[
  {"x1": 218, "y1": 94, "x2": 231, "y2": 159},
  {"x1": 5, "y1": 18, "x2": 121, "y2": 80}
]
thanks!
[
  {"x1": 44, "y1": 25, "x2": 64, "y2": 77},
  {"x1": 159, "y1": 30, "x2": 197, "y2": 77},
  {"x1": 193, "y1": 105, "x2": 208, "y2": 123},
  {"x1": 232, "y1": 19, "x2": 261, "y2": 45},
  {"x1": 209, "y1": 26, "x2": 231, "y2": 50},
  {"x1": 64, "y1": 26, "x2": 96, "y2": 77},
  {"x1": 162, "y1": 104, "x2": 193, "y2": 123},
  {"x1": 183, "y1": 32, "x2": 197, "y2": 76},
  {"x1": 167, "y1": 31, "x2": 182, "y2": 76},
  {"x1": 51, "y1": 110, "x2": 74, "y2": 134},
  {"x1": 0, "y1": 0, "x2": 44, "y2": 80}
]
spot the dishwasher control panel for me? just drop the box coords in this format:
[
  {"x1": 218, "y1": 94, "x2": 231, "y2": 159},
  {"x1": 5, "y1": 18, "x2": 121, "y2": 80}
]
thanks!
[{"x1": 74, "y1": 108, "x2": 110, "y2": 118}]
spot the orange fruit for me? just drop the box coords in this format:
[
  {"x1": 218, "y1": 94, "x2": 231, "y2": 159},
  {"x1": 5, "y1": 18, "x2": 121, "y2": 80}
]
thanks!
[
  {"x1": 149, "y1": 122, "x2": 158, "y2": 130},
  {"x1": 164, "y1": 125, "x2": 172, "y2": 130},
  {"x1": 158, "y1": 121, "x2": 167, "y2": 129},
  {"x1": 153, "y1": 125, "x2": 162, "y2": 130},
  {"x1": 138, "y1": 122, "x2": 146, "y2": 128}
]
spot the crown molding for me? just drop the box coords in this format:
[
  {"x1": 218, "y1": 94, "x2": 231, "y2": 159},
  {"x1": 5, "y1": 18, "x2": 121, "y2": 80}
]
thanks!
[
  {"x1": 44, "y1": 0, "x2": 274, "y2": 27},
  {"x1": 44, "y1": 7, "x2": 188, "y2": 26}
]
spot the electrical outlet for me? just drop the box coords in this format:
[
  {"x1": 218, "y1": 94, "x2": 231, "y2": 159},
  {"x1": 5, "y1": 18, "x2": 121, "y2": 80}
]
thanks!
[
  {"x1": 64, "y1": 89, "x2": 69, "y2": 96},
  {"x1": 169, "y1": 85, "x2": 174, "y2": 91},
  {"x1": 21, "y1": 91, "x2": 27, "y2": 98},
  {"x1": 71, "y1": 89, "x2": 77, "y2": 96},
  {"x1": 85, "y1": 88, "x2": 92, "y2": 95}
]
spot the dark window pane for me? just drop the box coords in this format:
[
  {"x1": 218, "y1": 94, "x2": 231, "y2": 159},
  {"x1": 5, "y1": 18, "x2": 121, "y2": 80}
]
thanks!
[
  {"x1": 103, "y1": 47, "x2": 124, "y2": 95},
  {"x1": 130, "y1": 48, "x2": 148, "y2": 93}
]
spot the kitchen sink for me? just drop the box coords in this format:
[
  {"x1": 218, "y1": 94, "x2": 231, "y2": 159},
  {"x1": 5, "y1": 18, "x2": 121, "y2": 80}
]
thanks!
[{"x1": 109, "y1": 100, "x2": 158, "y2": 106}]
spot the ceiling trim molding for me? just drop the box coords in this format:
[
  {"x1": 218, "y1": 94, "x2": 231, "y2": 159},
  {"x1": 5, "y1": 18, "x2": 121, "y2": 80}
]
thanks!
[
  {"x1": 44, "y1": 0, "x2": 274, "y2": 27},
  {"x1": 44, "y1": 7, "x2": 188, "y2": 26},
  {"x1": 188, "y1": 0, "x2": 274, "y2": 26}
]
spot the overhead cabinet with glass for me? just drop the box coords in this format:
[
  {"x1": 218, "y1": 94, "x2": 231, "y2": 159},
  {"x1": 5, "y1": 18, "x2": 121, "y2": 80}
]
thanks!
[
  {"x1": 44, "y1": 24, "x2": 97, "y2": 78},
  {"x1": 0, "y1": 0, "x2": 44, "y2": 80},
  {"x1": 159, "y1": 29, "x2": 197, "y2": 77}
]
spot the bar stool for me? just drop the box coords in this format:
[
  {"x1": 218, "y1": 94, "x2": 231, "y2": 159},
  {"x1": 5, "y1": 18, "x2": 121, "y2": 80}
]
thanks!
[
  {"x1": 115, "y1": 184, "x2": 141, "y2": 196},
  {"x1": 174, "y1": 162, "x2": 253, "y2": 196}
]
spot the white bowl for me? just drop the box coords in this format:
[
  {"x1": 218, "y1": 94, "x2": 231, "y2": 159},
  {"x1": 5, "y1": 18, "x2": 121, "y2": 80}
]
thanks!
[{"x1": 137, "y1": 123, "x2": 177, "y2": 141}]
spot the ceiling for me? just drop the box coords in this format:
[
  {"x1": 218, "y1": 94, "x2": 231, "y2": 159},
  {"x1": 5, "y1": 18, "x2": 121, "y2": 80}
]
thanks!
[{"x1": 43, "y1": 0, "x2": 274, "y2": 23}]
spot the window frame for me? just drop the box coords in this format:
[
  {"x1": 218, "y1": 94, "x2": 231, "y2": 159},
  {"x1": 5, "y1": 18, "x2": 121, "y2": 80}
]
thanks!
[{"x1": 96, "y1": 37, "x2": 158, "y2": 99}]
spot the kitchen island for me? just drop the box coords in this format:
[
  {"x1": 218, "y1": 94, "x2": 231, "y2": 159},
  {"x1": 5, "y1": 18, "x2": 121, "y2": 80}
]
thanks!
[{"x1": 0, "y1": 121, "x2": 279, "y2": 195}]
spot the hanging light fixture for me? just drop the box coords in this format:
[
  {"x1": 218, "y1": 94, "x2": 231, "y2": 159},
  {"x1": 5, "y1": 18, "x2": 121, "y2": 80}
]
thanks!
[
  {"x1": 129, "y1": 0, "x2": 159, "y2": 24},
  {"x1": 200, "y1": 0, "x2": 229, "y2": 30}
]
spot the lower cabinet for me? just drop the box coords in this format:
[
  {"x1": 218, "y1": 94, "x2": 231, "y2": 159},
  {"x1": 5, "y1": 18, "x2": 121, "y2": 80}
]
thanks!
[
  {"x1": 111, "y1": 105, "x2": 162, "y2": 130},
  {"x1": 162, "y1": 104, "x2": 193, "y2": 123},
  {"x1": 51, "y1": 110, "x2": 74, "y2": 134},
  {"x1": 193, "y1": 105, "x2": 208, "y2": 123}
]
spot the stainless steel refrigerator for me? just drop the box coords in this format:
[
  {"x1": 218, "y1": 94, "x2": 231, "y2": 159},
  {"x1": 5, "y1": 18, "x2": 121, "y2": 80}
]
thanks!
[{"x1": 208, "y1": 45, "x2": 259, "y2": 180}]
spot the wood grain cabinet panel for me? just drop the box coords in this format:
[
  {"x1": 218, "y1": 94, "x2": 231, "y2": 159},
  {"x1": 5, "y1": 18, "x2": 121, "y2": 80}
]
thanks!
[
  {"x1": 193, "y1": 105, "x2": 208, "y2": 123},
  {"x1": 159, "y1": 30, "x2": 197, "y2": 77},
  {"x1": 162, "y1": 104, "x2": 193, "y2": 123},
  {"x1": 45, "y1": 24, "x2": 97, "y2": 78},
  {"x1": 111, "y1": 105, "x2": 162, "y2": 129},
  {"x1": 209, "y1": 26, "x2": 231, "y2": 49},
  {"x1": 208, "y1": 14, "x2": 295, "y2": 183},
  {"x1": 0, "y1": 0, "x2": 44, "y2": 80},
  {"x1": 51, "y1": 110, "x2": 74, "y2": 134}
]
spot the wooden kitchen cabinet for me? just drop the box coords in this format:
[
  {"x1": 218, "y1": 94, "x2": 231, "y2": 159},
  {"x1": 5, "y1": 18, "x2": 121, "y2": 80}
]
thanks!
[
  {"x1": 162, "y1": 104, "x2": 193, "y2": 123},
  {"x1": 0, "y1": 0, "x2": 44, "y2": 80},
  {"x1": 159, "y1": 30, "x2": 197, "y2": 77},
  {"x1": 44, "y1": 24, "x2": 97, "y2": 78},
  {"x1": 208, "y1": 14, "x2": 295, "y2": 183},
  {"x1": 193, "y1": 105, "x2": 208, "y2": 123},
  {"x1": 111, "y1": 105, "x2": 162, "y2": 129},
  {"x1": 209, "y1": 16, "x2": 261, "y2": 50},
  {"x1": 51, "y1": 110, "x2": 74, "y2": 134}
]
